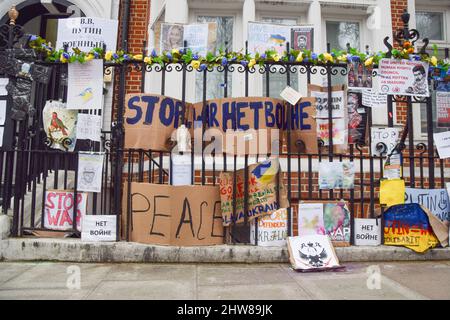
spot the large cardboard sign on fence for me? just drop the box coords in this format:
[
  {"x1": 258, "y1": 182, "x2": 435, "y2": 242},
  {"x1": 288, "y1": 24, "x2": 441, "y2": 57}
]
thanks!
[
  {"x1": 123, "y1": 183, "x2": 224, "y2": 246},
  {"x1": 44, "y1": 190, "x2": 87, "y2": 231},
  {"x1": 218, "y1": 159, "x2": 289, "y2": 226},
  {"x1": 124, "y1": 94, "x2": 318, "y2": 154}
]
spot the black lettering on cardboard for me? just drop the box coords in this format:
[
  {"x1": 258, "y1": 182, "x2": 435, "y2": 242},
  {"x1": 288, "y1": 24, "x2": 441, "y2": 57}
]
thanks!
[
  {"x1": 150, "y1": 195, "x2": 170, "y2": 237},
  {"x1": 175, "y1": 197, "x2": 195, "y2": 238},
  {"x1": 211, "y1": 200, "x2": 225, "y2": 238}
]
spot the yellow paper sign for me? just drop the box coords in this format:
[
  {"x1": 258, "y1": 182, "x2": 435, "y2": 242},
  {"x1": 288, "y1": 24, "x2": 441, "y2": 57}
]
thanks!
[{"x1": 380, "y1": 179, "x2": 405, "y2": 207}]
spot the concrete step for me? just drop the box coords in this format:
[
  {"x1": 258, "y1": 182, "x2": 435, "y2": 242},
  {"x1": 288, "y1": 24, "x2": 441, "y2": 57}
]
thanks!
[{"x1": 1, "y1": 238, "x2": 450, "y2": 263}]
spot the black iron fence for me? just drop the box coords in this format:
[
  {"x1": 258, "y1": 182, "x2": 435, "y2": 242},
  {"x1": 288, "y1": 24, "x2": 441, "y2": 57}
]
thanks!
[{"x1": 0, "y1": 12, "x2": 449, "y2": 244}]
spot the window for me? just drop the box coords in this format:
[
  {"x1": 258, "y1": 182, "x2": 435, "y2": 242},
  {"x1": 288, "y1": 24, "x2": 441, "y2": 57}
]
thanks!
[
  {"x1": 261, "y1": 17, "x2": 299, "y2": 99},
  {"x1": 326, "y1": 21, "x2": 360, "y2": 51},
  {"x1": 416, "y1": 12, "x2": 444, "y2": 41},
  {"x1": 195, "y1": 16, "x2": 233, "y2": 102}
]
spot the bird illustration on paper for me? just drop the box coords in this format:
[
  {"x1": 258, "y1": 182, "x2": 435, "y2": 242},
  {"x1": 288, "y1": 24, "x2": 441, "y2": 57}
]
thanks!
[
  {"x1": 77, "y1": 87, "x2": 94, "y2": 103},
  {"x1": 49, "y1": 112, "x2": 68, "y2": 136},
  {"x1": 303, "y1": 216, "x2": 319, "y2": 230},
  {"x1": 251, "y1": 160, "x2": 279, "y2": 185}
]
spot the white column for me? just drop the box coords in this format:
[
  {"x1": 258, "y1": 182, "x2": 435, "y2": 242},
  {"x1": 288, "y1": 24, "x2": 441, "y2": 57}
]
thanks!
[
  {"x1": 370, "y1": 0, "x2": 394, "y2": 52},
  {"x1": 305, "y1": 0, "x2": 322, "y2": 89},
  {"x1": 408, "y1": 0, "x2": 416, "y2": 30},
  {"x1": 242, "y1": 0, "x2": 257, "y2": 97}
]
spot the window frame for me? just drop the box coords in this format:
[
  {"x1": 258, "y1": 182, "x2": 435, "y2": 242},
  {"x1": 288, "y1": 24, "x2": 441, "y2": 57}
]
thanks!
[{"x1": 323, "y1": 18, "x2": 364, "y2": 52}]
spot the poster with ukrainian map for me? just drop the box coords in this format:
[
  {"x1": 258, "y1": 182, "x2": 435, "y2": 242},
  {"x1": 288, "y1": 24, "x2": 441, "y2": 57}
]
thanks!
[{"x1": 247, "y1": 22, "x2": 291, "y2": 56}]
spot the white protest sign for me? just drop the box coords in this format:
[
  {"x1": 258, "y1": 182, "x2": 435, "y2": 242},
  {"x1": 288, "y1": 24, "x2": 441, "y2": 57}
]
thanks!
[
  {"x1": 81, "y1": 215, "x2": 116, "y2": 242},
  {"x1": 310, "y1": 88, "x2": 346, "y2": 118},
  {"x1": 433, "y1": 131, "x2": 450, "y2": 159},
  {"x1": 44, "y1": 190, "x2": 87, "y2": 231},
  {"x1": 0, "y1": 78, "x2": 8, "y2": 96},
  {"x1": 378, "y1": 59, "x2": 430, "y2": 97},
  {"x1": 362, "y1": 89, "x2": 387, "y2": 108},
  {"x1": 354, "y1": 218, "x2": 381, "y2": 246},
  {"x1": 251, "y1": 209, "x2": 288, "y2": 247},
  {"x1": 247, "y1": 22, "x2": 291, "y2": 56},
  {"x1": 405, "y1": 188, "x2": 450, "y2": 221},
  {"x1": 67, "y1": 60, "x2": 104, "y2": 110},
  {"x1": 371, "y1": 127, "x2": 400, "y2": 156},
  {"x1": 280, "y1": 86, "x2": 302, "y2": 106},
  {"x1": 171, "y1": 154, "x2": 192, "y2": 186},
  {"x1": 56, "y1": 17, "x2": 118, "y2": 52},
  {"x1": 76, "y1": 113, "x2": 102, "y2": 141},
  {"x1": 0, "y1": 100, "x2": 6, "y2": 125},
  {"x1": 183, "y1": 23, "x2": 209, "y2": 56},
  {"x1": 77, "y1": 153, "x2": 104, "y2": 193}
]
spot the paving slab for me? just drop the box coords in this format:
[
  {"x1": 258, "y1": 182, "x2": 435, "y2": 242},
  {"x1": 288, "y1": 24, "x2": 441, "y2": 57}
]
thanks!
[
  {"x1": 86, "y1": 280, "x2": 196, "y2": 300},
  {"x1": 0, "y1": 288, "x2": 92, "y2": 300},
  {"x1": 0, "y1": 263, "x2": 36, "y2": 285},
  {"x1": 105, "y1": 264, "x2": 196, "y2": 282}
]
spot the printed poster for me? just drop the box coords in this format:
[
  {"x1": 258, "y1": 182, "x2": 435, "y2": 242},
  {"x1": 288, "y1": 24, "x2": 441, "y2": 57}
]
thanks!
[
  {"x1": 171, "y1": 154, "x2": 192, "y2": 186},
  {"x1": 76, "y1": 113, "x2": 102, "y2": 142},
  {"x1": 77, "y1": 153, "x2": 104, "y2": 193},
  {"x1": 67, "y1": 60, "x2": 104, "y2": 110},
  {"x1": 247, "y1": 22, "x2": 291, "y2": 56},
  {"x1": 56, "y1": 17, "x2": 118, "y2": 52},
  {"x1": 42, "y1": 100, "x2": 78, "y2": 152},
  {"x1": 347, "y1": 92, "x2": 368, "y2": 144},
  {"x1": 405, "y1": 188, "x2": 450, "y2": 222},
  {"x1": 348, "y1": 60, "x2": 373, "y2": 90},
  {"x1": 291, "y1": 26, "x2": 314, "y2": 51},
  {"x1": 323, "y1": 202, "x2": 351, "y2": 243},
  {"x1": 437, "y1": 90, "x2": 450, "y2": 128},
  {"x1": 378, "y1": 59, "x2": 430, "y2": 97},
  {"x1": 250, "y1": 209, "x2": 288, "y2": 247},
  {"x1": 298, "y1": 203, "x2": 325, "y2": 236},
  {"x1": 287, "y1": 235, "x2": 341, "y2": 271},
  {"x1": 44, "y1": 190, "x2": 87, "y2": 231},
  {"x1": 0, "y1": 100, "x2": 6, "y2": 125},
  {"x1": 371, "y1": 127, "x2": 400, "y2": 156}
]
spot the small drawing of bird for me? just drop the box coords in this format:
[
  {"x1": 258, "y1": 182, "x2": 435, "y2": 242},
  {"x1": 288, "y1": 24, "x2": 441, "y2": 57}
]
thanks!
[
  {"x1": 49, "y1": 112, "x2": 68, "y2": 136},
  {"x1": 251, "y1": 160, "x2": 279, "y2": 185},
  {"x1": 303, "y1": 216, "x2": 319, "y2": 229},
  {"x1": 77, "y1": 87, "x2": 94, "y2": 103}
]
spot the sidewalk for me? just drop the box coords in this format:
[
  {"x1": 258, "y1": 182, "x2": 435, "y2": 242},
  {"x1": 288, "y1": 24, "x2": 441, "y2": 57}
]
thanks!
[
  {"x1": 1, "y1": 238, "x2": 450, "y2": 263},
  {"x1": 1, "y1": 261, "x2": 450, "y2": 299}
]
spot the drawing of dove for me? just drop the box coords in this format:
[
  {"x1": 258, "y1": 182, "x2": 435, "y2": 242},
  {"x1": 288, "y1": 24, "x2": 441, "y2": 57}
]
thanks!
[
  {"x1": 251, "y1": 160, "x2": 279, "y2": 185},
  {"x1": 78, "y1": 88, "x2": 94, "y2": 103},
  {"x1": 50, "y1": 112, "x2": 68, "y2": 136}
]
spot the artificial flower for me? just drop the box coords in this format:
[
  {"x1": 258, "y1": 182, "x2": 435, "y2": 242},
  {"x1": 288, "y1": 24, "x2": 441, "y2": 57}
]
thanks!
[
  {"x1": 191, "y1": 60, "x2": 200, "y2": 70},
  {"x1": 248, "y1": 58, "x2": 256, "y2": 68},
  {"x1": 273, "y1": 54, "x2": 280, "y2": 62},
  {"x1": 364, "y1": 56, "x2": 374, "y2": 67},
  {"x1": 113, "y1": 53, "x2": 119, "y2": 60},
  {"x1": 430, "y1": 56, "x2": 438, "y2": 66},
  {"x1": 337, "y1": 54, "x2": 347, "y2": 63},
  {"x1": 105, "y1": 51, "x2": 113, "y2": 61},
  {"x1": 85, "y1": 53, "x2": 94, "y2": 62},
  {"x1": 133, "y1": 54, "x2": 143, "y2": 60},
  {"x1": 221, "y1": 57, "x2": 228, "y2": 66},
  {"x1": 144, "y1": 57, "x2": 152, "y2": 64},
  {"x1": 296, "y1": 52, "x2": 303, "y2": 62},
  {"x1": 172, "y1": 48, "x2": 179, "y2": 55},
  {"x1": 323, "y1": 53, "x2": 333, "y2": 62}
]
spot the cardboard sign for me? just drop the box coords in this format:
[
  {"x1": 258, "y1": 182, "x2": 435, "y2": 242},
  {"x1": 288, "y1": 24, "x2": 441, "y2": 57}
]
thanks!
[
  {"x1": 384, "y1": 204, "x2": 448, "y2": 253},
  {"x1": 250, "y1": 209, "x2": 288, "y2": 247},
  {"x1": 44, "y1": 190, "x2": 87, "y2": 231},
  {"x1": 378, "y1": 59, "x2": 430, "y2": 97},
  {"x1": 123, "y1": 183, "x2": 224, "y2": 246},
  {"x1": 436, "y1": 90, "x2": 450, "y2": 128},
  {"x1": 405, "y1": 188, "x2": 450, "y2": 222},
  {"x1": 434, "y1": 131, "x2": 450, "y2": 159},
  {"x1": 354, "y1": 218, "x2": 381, "y2": 246},
  {"x1": 56, "y1": 17, "x2": 118, "y2": 52},
  {"x1": 67, "y1": 60, "x2": 104, "y2": 110},
  {"x1": 218, "y1": 159, "x2": 289, "y2": 226},
  {"x1": 308, "y1": 84, "x2": 346, "y2": 119},
  {"x1": 81, "y1": 215, "x2": 116, "y2": 242},
  {"x1": 124, "y1": 95, "x2": 318, "y2": 154},
  {"x1": 287, "y1": 235, "x2": 341, "y2": 271}
]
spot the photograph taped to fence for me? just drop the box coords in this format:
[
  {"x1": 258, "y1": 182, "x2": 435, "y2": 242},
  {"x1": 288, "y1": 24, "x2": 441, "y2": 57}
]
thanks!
[{"x1": 124, "y1": 94, "x2": 318, "y2": 154}]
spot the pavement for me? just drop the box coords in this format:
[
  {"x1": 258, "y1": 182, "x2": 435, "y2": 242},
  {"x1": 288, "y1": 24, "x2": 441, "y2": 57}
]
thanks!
[{"x1": 0, "y1": 261, "x2": 450, "y2": 300}]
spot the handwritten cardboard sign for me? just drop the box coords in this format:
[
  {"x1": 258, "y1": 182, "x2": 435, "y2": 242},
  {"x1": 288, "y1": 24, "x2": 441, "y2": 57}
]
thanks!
[
  {"x1": 218, "y1": 159, "x2": 289, "y2": 226},
  {"x1": 354, "y1": 218, "x2": 381, "y2": 246},
  {"x1": 123, "y1": 183, "x2": 224, "y2": 246},
  {"x1": 250, "y1": 209, "x2": 288, "y2": 247},
  {"x1": 124, "y1": 94, "x2": 318, "y2": 154},
  {"x1": 81, "y1": 215, "x2": 116, "y2": 242},
  {"x1": 405, "y1": 188, "x2": 450, "y2": 221},
  {"x1": 44, "y1": 190, "x2": 87, "y2": 231}
]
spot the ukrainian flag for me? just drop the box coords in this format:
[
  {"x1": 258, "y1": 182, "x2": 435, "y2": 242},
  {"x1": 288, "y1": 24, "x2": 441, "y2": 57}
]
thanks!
[
  {"x1": 252, "y1": 159, "x2": 280, "y2": 185},
  {"x1": 269, "y1": 34, "x2": 286, "y2": 45}
]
